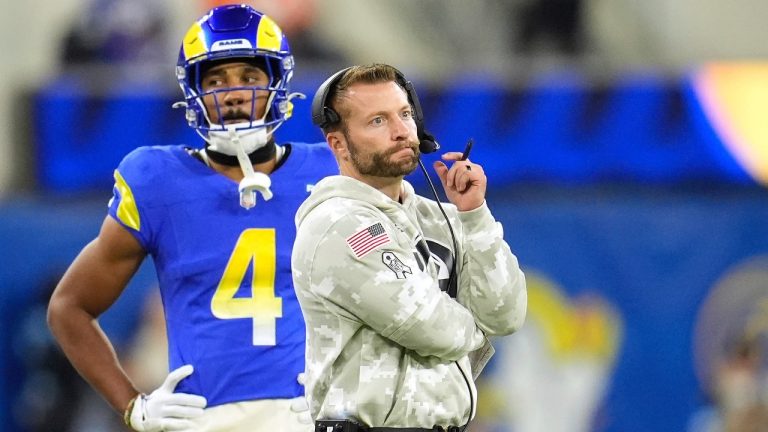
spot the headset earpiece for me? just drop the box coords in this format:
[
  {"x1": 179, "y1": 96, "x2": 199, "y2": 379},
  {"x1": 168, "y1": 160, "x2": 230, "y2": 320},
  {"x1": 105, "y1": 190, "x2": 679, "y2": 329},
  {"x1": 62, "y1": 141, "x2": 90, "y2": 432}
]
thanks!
[
  {"x1": 311, "y1": 67, "x2": 351, "y2": 129},
  {"x1": 322, "y1": 107, "x2": 340, "y2": 126}
]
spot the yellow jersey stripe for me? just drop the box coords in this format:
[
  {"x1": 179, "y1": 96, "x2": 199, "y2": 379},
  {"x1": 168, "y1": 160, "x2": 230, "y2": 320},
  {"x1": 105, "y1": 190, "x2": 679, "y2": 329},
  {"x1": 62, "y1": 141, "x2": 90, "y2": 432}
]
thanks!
[{"x1": 113, "y1": 170, "x2": 141, "y2": 231}]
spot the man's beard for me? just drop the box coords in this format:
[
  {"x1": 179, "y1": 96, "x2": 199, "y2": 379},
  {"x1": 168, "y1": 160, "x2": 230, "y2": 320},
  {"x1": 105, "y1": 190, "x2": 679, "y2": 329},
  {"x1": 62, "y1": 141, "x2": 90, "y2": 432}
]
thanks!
[{"x1": 345, "y1": 132, "x2": 420, "y2": 177}]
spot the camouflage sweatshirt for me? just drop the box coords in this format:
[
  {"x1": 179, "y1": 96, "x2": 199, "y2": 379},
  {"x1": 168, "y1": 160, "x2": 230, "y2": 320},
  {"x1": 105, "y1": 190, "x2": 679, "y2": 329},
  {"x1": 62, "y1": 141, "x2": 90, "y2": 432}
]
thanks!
[{"x1": 292, "y1": 175, "x2": 527, "y2": 428}]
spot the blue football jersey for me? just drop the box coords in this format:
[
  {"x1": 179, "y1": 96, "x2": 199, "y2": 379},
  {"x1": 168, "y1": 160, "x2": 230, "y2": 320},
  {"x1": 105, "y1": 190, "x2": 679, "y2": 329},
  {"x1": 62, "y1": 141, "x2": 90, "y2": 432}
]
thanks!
[{"x1": 108, "y1": 143, "x2": 337, "y2": 407}]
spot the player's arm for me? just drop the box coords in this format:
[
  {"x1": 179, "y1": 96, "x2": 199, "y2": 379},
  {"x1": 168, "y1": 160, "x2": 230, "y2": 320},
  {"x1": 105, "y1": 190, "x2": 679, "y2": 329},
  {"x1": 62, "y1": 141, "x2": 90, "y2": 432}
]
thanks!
[
  {"x1": 298, "y1": 214, "x2": 486, "y2": 362},
  {"x1": 47, "y1": 215, "x2": 147, "y2": 415}
]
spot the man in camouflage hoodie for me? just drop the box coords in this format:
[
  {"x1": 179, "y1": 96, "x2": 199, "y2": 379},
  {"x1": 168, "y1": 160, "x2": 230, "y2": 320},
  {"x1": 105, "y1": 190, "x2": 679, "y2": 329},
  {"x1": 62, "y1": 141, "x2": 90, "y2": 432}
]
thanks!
[{"x1": 292, "y1": 64, "x2": 527, "y2": 431}]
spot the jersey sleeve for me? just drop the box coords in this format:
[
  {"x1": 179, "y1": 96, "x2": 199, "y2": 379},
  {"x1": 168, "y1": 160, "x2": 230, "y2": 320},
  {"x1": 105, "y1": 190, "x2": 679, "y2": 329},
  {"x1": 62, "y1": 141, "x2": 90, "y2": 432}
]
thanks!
[
  {"x1": 106, "y1": 147, "x2": 159, "y2": 250},
  {"x1": 298, "y1": 209, "x2": 486, "y2": 362},
  {"x1": 456, "y1": 201, "x2": 527, "y2": 336}
]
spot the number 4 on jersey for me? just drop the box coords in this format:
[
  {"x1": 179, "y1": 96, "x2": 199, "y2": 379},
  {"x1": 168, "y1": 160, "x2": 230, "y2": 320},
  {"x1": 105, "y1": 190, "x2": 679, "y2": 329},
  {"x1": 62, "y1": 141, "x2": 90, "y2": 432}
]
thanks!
[{"x1": 211, "y1": 229, "x2": 282, "y2": 345}]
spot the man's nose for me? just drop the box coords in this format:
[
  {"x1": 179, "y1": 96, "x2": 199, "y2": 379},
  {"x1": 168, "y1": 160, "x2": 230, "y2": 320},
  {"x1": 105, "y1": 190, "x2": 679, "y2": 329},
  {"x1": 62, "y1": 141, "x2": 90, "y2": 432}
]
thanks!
[
  {"x1": 222, "y1": 89, "x2": 248, "y2": 106},
  {"x1": 391, "y1": 115, "x2": 412, "y2": 140}
]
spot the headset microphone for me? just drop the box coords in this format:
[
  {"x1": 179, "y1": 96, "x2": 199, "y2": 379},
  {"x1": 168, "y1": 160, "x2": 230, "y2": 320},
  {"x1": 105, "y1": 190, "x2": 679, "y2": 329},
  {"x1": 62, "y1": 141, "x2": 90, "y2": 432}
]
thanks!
[{"x1": 402, "y1": 80, "x2": 440, "y2": 154}]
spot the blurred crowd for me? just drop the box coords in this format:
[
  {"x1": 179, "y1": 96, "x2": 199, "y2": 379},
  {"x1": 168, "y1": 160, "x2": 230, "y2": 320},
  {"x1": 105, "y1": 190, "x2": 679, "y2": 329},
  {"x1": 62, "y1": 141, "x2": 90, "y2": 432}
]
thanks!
[{"x1": 55, "y1": 0, "x2": 592, "y2": 81}]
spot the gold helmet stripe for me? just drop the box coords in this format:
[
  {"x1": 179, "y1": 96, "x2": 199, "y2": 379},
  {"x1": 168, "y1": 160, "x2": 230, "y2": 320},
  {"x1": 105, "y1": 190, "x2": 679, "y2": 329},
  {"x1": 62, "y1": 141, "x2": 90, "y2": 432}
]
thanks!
[
  {"x1": 256, "y1": 15, "x2": 283, "y2": 52},
  {"x1": 182, "y1": 21, "x2": 208, "y2": 61}
]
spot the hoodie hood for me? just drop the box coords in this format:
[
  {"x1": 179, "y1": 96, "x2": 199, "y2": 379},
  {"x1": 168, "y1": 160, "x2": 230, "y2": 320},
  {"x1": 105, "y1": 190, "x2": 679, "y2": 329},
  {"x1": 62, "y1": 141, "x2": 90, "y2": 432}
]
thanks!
[{"x1": 295, "y1": 175, "x2": 417, "y2": 228}]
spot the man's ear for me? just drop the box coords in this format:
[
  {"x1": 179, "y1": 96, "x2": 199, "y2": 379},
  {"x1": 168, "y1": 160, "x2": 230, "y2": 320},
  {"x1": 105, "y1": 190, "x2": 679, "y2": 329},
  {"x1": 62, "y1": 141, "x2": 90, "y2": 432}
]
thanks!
[{"x1": 326, "y1": 132, "x2": 348, "y2": 160}]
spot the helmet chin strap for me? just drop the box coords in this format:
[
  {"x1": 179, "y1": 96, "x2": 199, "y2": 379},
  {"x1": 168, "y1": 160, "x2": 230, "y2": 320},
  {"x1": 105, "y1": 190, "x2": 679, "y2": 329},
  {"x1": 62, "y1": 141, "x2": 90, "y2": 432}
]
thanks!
[
  {"x1": 226, "y1": 125, "x2": 273, "y2": 209},
  {"x1": 205, "y1": 140, "x2": 276, "y2": 166}
]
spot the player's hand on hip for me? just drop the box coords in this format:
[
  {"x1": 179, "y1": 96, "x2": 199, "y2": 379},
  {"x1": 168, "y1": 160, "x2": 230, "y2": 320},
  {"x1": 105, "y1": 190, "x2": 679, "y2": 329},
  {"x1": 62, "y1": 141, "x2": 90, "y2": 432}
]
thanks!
[
  {"x1": 433, "y1": 152, "x2": 486, "y2": 212},
  {"x1": 127, "y1": 364, "x2": 207, "y2": 432},
  {"x1": 291, "y1": 373, "x2": 312, "y2": 425},
  {"x1": 290, "y1": 396, "x2": 313, "y2": 425}
]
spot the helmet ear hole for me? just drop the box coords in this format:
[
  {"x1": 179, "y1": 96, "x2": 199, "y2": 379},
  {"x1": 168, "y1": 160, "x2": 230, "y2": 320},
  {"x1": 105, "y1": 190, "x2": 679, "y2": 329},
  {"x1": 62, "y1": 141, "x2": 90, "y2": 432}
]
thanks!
[{"x1": 185, "y1": 108, "x2": 197, "y2": 127}]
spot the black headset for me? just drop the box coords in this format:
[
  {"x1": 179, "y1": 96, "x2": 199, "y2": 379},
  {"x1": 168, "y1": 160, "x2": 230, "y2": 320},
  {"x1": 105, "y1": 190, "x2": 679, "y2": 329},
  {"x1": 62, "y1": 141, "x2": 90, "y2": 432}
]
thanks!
[{"x1": 310, "y1": 66, "x2": 440, "y2": 155}]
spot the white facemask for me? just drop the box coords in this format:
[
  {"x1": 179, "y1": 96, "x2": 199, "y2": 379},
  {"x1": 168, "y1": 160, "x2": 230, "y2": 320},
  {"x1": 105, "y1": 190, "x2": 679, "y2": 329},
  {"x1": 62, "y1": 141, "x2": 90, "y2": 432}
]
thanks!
[{"x1": 206, "y1": 120, "x2": 269, "y2": 156}]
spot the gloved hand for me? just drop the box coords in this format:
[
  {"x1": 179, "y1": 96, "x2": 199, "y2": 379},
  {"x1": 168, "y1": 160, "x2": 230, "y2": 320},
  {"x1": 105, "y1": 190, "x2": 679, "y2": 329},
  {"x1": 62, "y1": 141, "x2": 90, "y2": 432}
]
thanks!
[
  {"x1": 127, "y1": 364, "x2": 207, "y2": 432},
  {"x1": 290, "y1": 373, "x2": 312, "y2": 425}
]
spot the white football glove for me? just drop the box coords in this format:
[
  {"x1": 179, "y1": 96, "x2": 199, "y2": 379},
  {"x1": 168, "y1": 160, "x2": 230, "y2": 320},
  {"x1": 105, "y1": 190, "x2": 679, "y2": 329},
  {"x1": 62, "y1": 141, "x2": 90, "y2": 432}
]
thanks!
[
  {"x1": 291, "y1": 373, "x2": 312, "y2": 425},
  {"x1": 128, "y1": 364, "x2": 207, "y2": 432}
]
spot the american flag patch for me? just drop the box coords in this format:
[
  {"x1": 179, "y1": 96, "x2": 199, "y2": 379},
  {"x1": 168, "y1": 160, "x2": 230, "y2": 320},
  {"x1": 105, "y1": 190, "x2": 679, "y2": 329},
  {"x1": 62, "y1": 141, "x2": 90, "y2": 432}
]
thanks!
[{"x1": 346, "y1": 223, "x2": 391, "y2": 258}]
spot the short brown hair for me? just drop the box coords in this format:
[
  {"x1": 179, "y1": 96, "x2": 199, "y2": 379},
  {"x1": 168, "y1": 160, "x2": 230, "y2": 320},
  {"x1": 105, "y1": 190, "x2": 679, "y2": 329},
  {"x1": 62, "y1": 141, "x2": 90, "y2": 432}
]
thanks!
[{"x1": 323, "y1": 63, "x2": 407, "y2": 133}]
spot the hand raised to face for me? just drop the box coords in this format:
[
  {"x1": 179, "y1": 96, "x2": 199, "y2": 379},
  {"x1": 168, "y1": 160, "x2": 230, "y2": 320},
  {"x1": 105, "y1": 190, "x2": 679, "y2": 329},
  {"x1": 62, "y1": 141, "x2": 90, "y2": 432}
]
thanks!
[{"x1": 432, "y1": 151, "x2": 486, "y2": 212}]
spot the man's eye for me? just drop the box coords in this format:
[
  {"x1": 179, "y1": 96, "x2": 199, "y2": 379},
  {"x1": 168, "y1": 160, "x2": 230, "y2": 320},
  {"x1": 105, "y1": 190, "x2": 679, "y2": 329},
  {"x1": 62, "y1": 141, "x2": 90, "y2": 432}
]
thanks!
[
  {"x1": 371, "y1": 117, "x2": 384, "y2": 125},
  {"x1": 402, "y1": 110, "x2": 413, "y2": 119},
  {"x1": 245, "y1": 75, "x2": 268, "y2": 86},
  {"x1": 204, "y1": 78, "x2": 223, "y2": 88}
]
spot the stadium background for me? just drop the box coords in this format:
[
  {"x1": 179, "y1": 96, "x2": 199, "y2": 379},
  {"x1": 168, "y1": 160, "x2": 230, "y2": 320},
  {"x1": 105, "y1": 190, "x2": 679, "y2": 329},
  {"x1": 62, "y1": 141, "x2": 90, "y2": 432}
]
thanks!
[{"x1": 2, "y1": 1, "x2": 768, "y2": 431}]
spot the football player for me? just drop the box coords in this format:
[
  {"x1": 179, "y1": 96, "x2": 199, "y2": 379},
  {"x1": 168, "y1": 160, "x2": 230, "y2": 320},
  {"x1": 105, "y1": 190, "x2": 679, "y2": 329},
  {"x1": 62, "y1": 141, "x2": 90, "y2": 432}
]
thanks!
[{"x1": 47, "y1": 5, "x2": 337, "y2": 431}]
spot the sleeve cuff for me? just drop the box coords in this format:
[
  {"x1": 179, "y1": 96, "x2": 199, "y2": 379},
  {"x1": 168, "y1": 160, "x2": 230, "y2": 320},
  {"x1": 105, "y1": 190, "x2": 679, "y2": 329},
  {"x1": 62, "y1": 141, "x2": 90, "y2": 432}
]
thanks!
[{"x1": 457, "y1": 201, "x2": 495, "y2": 231}]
